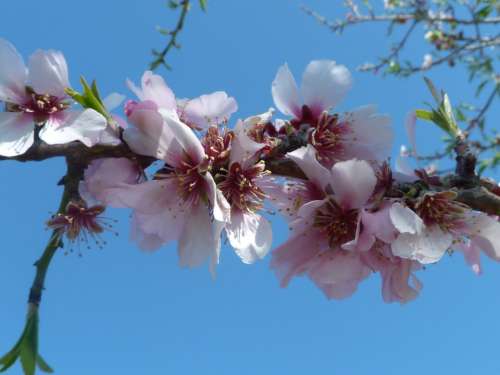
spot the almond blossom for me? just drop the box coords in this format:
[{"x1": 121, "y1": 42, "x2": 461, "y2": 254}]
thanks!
[
  {"x1": 270, "y1": 147, "x2": 375, "y2": 299},
  {"x1": 390, "y1": 192, "x2": 500, "y2": 267},
  {"x1": 106, "y1": 102, "x2": 230, "y2": 275},
  {"x1": 0, "y1": 38, "x2": 110, "y2": 156},
  {"x1": 272, "y1": 60, "x2": 352, "y2": 124},
  {"x1": 126, "y1": 70, "x2": 237, "y2": 129},
  {"x1": 271, "y1": 61, "x2": 393, "y2": 168}
]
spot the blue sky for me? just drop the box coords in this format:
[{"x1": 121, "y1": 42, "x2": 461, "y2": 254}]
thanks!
[{"x1": 1, "y1": 1, "x2": 499, "y2": 374}]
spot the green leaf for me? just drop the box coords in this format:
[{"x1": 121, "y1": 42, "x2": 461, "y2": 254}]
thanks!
[
  {"x1": 475, "y1": 5, "x2": 492, "y2": 19},
  {"x1": 415, "y1": 109, "x2": 433, "y2": 121},
  {"x1": 20, "y1": 313, "x2": 38, "y2": 375},
  {"x1": 199, "y1": 0, "x2": 207, "y2": 11},
  {"x1": 36, "y1": 355, "x2": 54, "y2": 373}
]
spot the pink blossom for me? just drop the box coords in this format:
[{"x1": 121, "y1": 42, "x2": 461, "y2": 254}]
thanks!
[
  {"x1": 389, "y1": 193, "x2": 500, "y2": 268},
  {"x1": 0, "y1": 38, "x2": 110, "y2": 156},
  {"x1": 103, "y1": 104, "x2": 231, "y2": 275},
  {"x1": 270, "y1": 146, "x2": 380, "y2": 299},
  {"x1": 272, "y1": 60, "x2": 352, "y2": 123},
  {"x1": 126, "y1": 71, "x2": 237, "y2": 129},
  {"x1": 361, "y1": 243, "x2": 423, "y2": 304}
]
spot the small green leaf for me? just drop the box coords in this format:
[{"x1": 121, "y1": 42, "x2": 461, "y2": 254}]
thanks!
[
  {"x1": 415, "y1": 109, "x2": 433, "y2": 121},
  {"x1": 199, "y1": 0, "x2": 207, "y2": 11},
  {"x1": 36, "y1": 355, "x2": 54, "y2": 373}
]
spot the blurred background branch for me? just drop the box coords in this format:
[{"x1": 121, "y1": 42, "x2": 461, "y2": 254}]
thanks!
[
  {"x1": 302, "y1": 0, "x2": 499, "y2": 173},
  {"x1": 150, "y1": 0, "x2": 207, "y2": 71}
]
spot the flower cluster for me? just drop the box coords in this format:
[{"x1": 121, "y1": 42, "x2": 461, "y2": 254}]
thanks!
[{"x1": 2, "y1": 39, "x2": 499, "y2": 303}]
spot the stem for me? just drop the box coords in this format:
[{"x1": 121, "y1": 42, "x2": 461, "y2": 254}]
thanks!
[
  {"x1": 27, "y1": 182, "x2": 72, "y2": 307},
  {"x1": 26, "y1": 158, "x2": 85, "y2": 334}
]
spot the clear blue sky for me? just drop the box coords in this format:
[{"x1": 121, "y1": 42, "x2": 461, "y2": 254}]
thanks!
[{"x1": 1, "y1": 1, "x2": 500, "y2": 374}]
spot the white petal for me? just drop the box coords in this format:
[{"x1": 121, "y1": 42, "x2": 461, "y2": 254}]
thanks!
[
  {"x1": 181, "y1": 91, "x2": 238, "y2": 129},
  {"x1": 141, "y1": 71, "x2": 176, "y2": 111},
  {"x1": 287, "y1": 145, "x2": 331, "y2": 191},
  {"x1": 329, "y1": 159, "x2": 376, "y2": 209},
  {"x1": 391, "y1": 226, "x2": 452, "y2": 264},
  {"x1": 342, "y1": 105, "x2": 393, "y2": 162},
  {"x1": 28, "y1": 49, "x2": 69, "y2": 97},
  {"x1": 178, "y1": 203, "x2": 218, "y2": 270},
  {"x1": 389, "y1": 202, "x2": 424, "y2": 234},
  {"x1": 301, "y1": 60, "x2": 352, "y2": 116},
  {"x1": 226, "y1": 211, "x2": 272, "y2": 264},
  {"x1": 0, "y1": 38, "x2": 27, "y2": 103},
  {"x1": 204, "y1": 173, "x2": 231, "y2": 223},
  {"x1": 39, "y1": 109, "x2": 107, "y2": 147},
  {"x1": 0, "y1": 112, "x2": 34, "y2": 156},
  {"x1": 271, "y1": 63, "x2": 301, "y2": 117}
]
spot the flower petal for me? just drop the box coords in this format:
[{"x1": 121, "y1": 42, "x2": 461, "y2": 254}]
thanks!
[
  {"x1": 0, "y1": 112, "x2": 34, "y2": 156},
  {"x1": 178, "y1": 203, "x2": 218, "y2": 271},
  {"x1": 0, "y1": 38, "x2": 27, "y2": 103},
  {"x1": 287, "y1": 145, "x2": 331, "y2": 191},
  {"x1": 389, "y1": 202, "x2": 424, "y2": 234},
  {"x1": 128, "y1": 71, "x2": 176, "y2": 111},
  {"x1": 391, "y1": 226, "x2": 452, "y2": 264},
  {"x1": 28, "y1": 49, "x2": 69, "y2": 97},
  {"x1": 301, "y1": 60, "x2": 352, "y2": 117},
  {"x1": 226, "y1": 211, "x2": 272, "y2": 264},
  {"x1": 464, "y1": 213, "x2": 500, "y2": 261},
  {"x1": 39, "y1": 109, "x2": 107, "y2": 147},
  {"x1": 329, "y1": 159, "x2": 377, "y2": 209},
  {"x1": 180, "y1": 91, "x2": 238, "y2": 129},
  {"x1": 271, "y1": 63, "x2": 301, "y2": 118},
  {"x1": 341, "y1": 105, "x2": 393, "y2": 162}
]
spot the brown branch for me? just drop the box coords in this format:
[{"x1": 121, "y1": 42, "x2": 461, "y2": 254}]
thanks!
[{"x1": 455, "y1": 186, "x2": 500, "y2": 216}]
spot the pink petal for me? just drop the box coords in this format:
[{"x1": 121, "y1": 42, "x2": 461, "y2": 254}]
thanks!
[
  {"x1": 271, "y1": 63, "x2": 301, "y2": 118},
  {"x1": 456, "y1": 240, "x2": 482, "y2": 275},
  {"x1": 329, "y1": 159, "x2": 377, "y2": 209},
  {"x1": 82, "y1": 157, "x2": 141, "y2": 204},
  {"x1": 464, "y1": 213, "x2": 500, "y2": 261},
  {"x1": 287, "y1": 145, "x2": 331, "y2": 191},
  {"x1": 28, "y1": 49, "x2": 69, "y2": 97},
  {"x1": 270, "y1": 230, "x2": 327, "y2": 287},
  {"x1": 301, "y1": 60, "x2": 352, "y2": 117}
]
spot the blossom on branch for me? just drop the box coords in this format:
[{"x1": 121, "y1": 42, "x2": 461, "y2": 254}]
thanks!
[{"x1": 0, "y1": 38, "x2": 112, "y2": 156}]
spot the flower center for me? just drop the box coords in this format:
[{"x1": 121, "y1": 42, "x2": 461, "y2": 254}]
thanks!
[
  {"x1": 7, "y1": 87, "x2": 69, "y2": 124},
  {"x1": 415, "y1": 191, "x2": 467, "y2": 231},
  {"x1": 313, "y1": 198, "x2": 359, "y2": 248},
  {"x1": 47, "y1": 202, "x2": 115, "y2": 252},
  {"x1": 218, "y1": 161, "x2": 269, "y2": 212},
  {"x1": 155, "y1": 158, "x2": 210, "y2": 205},
  {"x1": 201, "y1": 127, "x2": 233, "y2": 168},
  {"x1": 310, "y1": 113, "x2": 350, "y2": 167}
]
